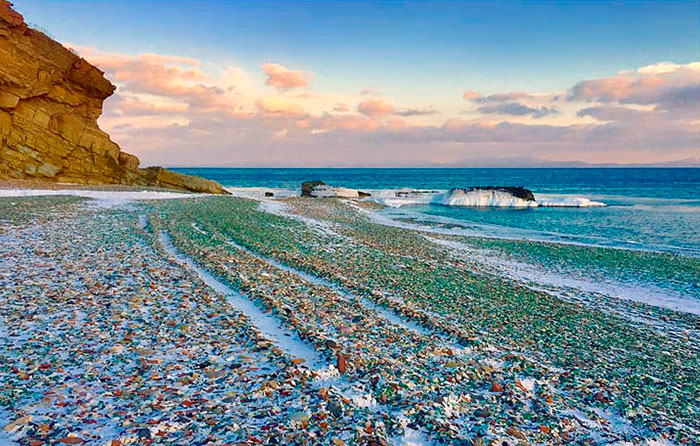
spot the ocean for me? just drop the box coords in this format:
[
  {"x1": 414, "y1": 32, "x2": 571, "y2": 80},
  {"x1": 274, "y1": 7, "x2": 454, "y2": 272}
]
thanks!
[{"x1": 173, "y1": 167, "x2": 700, "y2": 257}]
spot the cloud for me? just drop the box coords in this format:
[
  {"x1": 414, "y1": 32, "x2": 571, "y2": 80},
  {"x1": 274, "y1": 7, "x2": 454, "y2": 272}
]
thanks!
[
  {"x1": 476, "y1": 102, "x2": 558, "y2": 119},
  {"x1": 356, "y1": 100, "x2": 437, "y2": 118},
  {"x1": 255, "y1": 97, "x2": 305, "y2": 115},
  {"x1": 569, "y1": 61, "x2": 700, "y2": 111},
  {"x1": 261, "y1": 62, "x2": 309, "y2": 89},
  {"x1": 72, "y1": 44, "x2": 699, "y2": 166},
  {"x1": 462, "y1": 90, "x2": 481, "y2": 101},
  {"x1": 393, "y1": 107, "x2": 440, "y2": 117},
  {"x1": 72, "y1": 47, "x2": 211, "y2": 97},
  {"x1": 357, "y1": 97, "x2": 395, "y2": 117},
  {"x1": 475, "y1": 92, "x2": 535, "y2": 103},
  {"x1": 104, "y1": 93, "x2": 189, "y2": 117},
  {"x1": 577, "y1": 105, "x2": 646, "y2": 121},
  {"x1": 638, "y1": 61, "x2": 700, "y2": 74},
  {"x1": 360, "y1": 88, "x2": 379, "y2": 96}
]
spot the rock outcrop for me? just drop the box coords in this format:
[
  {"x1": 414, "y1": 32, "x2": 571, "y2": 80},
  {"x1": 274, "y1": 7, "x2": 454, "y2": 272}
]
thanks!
[
  {"x1": 301, "y1": 181, "x2": 371, "y2": 198},
  {"x1": 0, "y1": 1, "x2": 227, "y2": 194},
  {"x1": 451, "y1": 186, "x2": 535, "y2": 202}
]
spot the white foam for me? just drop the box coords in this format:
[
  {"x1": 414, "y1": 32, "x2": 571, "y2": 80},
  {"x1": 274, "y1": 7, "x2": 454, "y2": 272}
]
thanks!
[
  {"x1": 367, "y1": 189, "x2": 606, "y2": 208},
  {"x1": 429, "y1": 237, "x2": 700, "y2": 316},
  {"x1": 0, "y1": 189, "x2": 197, "y2": 207},
  {"x1": 394, "y1": 414, "x2": 432, "y2": 446},
  {"x1": 157, "y1": 230, "x2": 324, "y2": 369},
  {"x1": 536, "y1": 194, "x2": 607, "y2": 207},
  {"x1": 225, "y1": 187, "x2": 297, "y2": 199},
  {"x1": 220, "y1": 186, "x2": 606, "y2": 208},
  {"x1": 309, "y1": 185, "x2": 363, "y2": 198},
  {"x1": 225, "y1": 239, "x2": 433, "y2": 337},
  {"x1": 436, "y1": 189, "x2": 537, "y2": 208},
  {"x1": 0, "y1": 408, "x2": 22, "y2": 446}
]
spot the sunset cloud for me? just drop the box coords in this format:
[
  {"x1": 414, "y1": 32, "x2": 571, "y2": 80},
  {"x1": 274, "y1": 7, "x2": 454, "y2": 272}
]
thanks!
[
  {"x1": 74, "y1": 48, "x2": 210, "y2": 97},
  {"x1": 105, "y1": 94, "x2": 189, "y2": 117},
  {"x1": 261, "y1": 62, "x2": 310, "y2": 89},
  {"x1": 70, "y1": 44, "x2": 698, "y2": 167},
  {"x1": 569, "y1": 61, "x2": 700, "y2": 111},
  {"x1": 360, "y1": 88, "x2": 379, "y2": 96},
  {"x1": 475, "y1": 92, "x2": 536, "y2": 103},
  {"x1": 394, "y1": 107, "x2": 440, "y2": 117},
  {"x1": 255, "y1": 97, "x2": 305, "y2": 115},
  {"x1": 462, "y1": 90, "x2": 480, "y2": 101},
  {"x1": 476, "y1": 102, "x2": 557, "y2": 119},
  {"x1": 357, "y1": 97, "x2": 395, "y2": 117}
]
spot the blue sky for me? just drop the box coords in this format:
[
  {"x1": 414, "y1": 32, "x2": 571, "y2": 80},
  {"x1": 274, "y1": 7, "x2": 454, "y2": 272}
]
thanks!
[
  {"x1": 18, "y1": 1, "x2": 698, "y2": 92},
  {"x1": 11, "y1": 0, "x2": 700, "y2": 166}
]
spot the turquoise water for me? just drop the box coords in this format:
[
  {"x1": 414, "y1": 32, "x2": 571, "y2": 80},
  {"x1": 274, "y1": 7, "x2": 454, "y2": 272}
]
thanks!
[{"x1": 173, "y1": 167, "x2": 700, "y2": 256}]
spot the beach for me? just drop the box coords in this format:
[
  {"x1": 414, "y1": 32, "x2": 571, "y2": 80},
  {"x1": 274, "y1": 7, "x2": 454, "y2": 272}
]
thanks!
[
  {"x1": 2, "y1": 0, "x2": 698, "y2": 443},
  {"x1": 1, "y1": 190, "x2": 698, "y2": 446}
]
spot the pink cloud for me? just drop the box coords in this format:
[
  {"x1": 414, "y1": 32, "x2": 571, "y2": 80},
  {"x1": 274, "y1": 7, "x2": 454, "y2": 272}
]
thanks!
[
  {"x1": 569, "y1": 62, "x2": 700, "y2": 111},
  {"x1": 104, "y1": 94, "x2": 189, "y2": 117},
  {"x1": 255, "y1": 97, "x2": 305, "y2": 115},
  {"x1": 360, "y1": 88, "x2": 379, "y2": 96},
  {"x1": 572, "y1": 76, "x2": 664, "y2": 103},
  {"x1": 462, "y1": 90, "x2": 481, "y2": 101},
  {"x1": 74, "y1": 49, "x2": 210, "y2": 98},
  {"x1": 476, "y1": 92, "x2": 534, "y2": 103},
  {"x1": 261, "y1": 62, "x2": 309, "y2": 89},
  {"x1": 394, "y1": 107, "x2": 439, "y2": 117},
  {"x1": 74, "y1": 44, "x2": 698, "y2": 166},
  {"x1": 357, "y1": 97, "x2": 394, "y2": 117}
]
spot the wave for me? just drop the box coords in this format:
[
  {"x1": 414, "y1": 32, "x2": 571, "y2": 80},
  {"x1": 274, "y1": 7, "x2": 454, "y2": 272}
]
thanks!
[
  {"x1": 222, "y1": 186, "x2": 607, "y2": 208},
  {"x1": 370, "y1": 189, "x2": 606, "y2": 208},
  {"x1": 535, "y1": 194, "x2": 607, "y2": 208}
]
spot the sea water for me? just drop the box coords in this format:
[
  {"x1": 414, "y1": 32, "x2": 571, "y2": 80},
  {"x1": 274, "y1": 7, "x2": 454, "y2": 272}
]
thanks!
[{"x1": 173, "y1": 167, "x2": 700, "y2": 257}]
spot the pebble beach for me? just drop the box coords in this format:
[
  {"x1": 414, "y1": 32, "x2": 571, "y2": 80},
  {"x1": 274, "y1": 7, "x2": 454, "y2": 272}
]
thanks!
[{"x1": 1, "y1": 192, "x2": 698, "y2": 446}]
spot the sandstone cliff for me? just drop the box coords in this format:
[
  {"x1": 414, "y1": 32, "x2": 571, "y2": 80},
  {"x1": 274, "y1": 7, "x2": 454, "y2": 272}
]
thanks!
[{"x1": 0, "y1": 1, "x2": 227, "y2": 194}]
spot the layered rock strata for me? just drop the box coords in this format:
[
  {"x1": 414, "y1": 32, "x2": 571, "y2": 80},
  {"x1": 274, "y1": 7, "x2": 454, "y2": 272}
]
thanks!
[{"x1": 0, "y1": 1, "x2": 226, "y2": 194}]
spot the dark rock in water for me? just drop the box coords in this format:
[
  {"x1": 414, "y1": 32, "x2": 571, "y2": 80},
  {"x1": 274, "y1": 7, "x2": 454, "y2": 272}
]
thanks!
[
  {"x1": 264, "y1": 191, "x2": 274, "y2": 197},
  {"x1": 396, "y1": 190, "x2": 440, "y2": 197},
  {"x1": 301, "y1": 181, "x2": 326, "y2": 197},
  {"x1": 452, "y1": 186, "x2": 535, "y2": 202},
  {"x1": 301, "y1": 180, "x2": 371, "y2": 198}
]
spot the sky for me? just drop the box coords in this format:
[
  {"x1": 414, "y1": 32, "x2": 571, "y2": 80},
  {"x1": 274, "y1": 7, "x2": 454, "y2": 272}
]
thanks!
[{"x1": 15, "y1": 0, "x2": 700, "y2": 167}]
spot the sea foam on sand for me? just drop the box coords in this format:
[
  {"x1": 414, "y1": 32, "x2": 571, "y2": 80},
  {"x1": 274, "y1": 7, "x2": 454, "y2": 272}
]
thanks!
[{"x1": 0, "y1": 189, "x2": 197, "y2": 207}]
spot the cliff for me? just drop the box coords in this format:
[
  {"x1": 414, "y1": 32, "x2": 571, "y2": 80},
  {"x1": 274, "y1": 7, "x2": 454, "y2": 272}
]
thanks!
[{"x1": 0, "y1": 1, "x2": 227, "y2": 194}]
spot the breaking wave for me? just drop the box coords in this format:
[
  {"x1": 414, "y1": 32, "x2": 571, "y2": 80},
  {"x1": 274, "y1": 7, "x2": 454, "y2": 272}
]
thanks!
[{"x1": 369, "y1": 189, "x2": 606, "y2": 208}]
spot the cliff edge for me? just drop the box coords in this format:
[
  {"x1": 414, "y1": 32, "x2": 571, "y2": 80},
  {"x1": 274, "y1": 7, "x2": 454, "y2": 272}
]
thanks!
[{"x1": 0, "y1": 1, "x2": 227, "y2": 194}]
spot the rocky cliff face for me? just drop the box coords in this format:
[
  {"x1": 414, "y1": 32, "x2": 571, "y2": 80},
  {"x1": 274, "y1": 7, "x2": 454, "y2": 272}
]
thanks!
[{"x1": 0, "y1": 1, "x2": 227, "y2": 194}]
